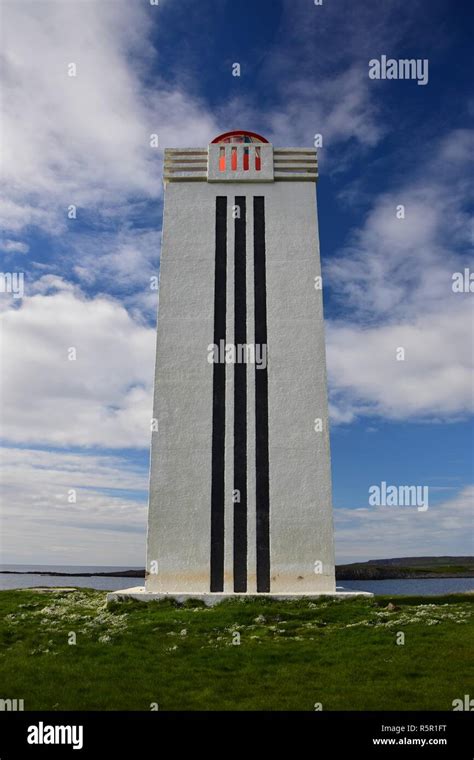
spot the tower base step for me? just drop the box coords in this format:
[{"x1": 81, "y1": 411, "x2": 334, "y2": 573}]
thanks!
[{"x1": 106, "y1": 586, "x2": 373, "y2": 606}]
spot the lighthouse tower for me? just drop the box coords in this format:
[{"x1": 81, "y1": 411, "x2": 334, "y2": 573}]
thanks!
[{"x1": 140, "y1": 130, "x2": 337, "y2": 599}]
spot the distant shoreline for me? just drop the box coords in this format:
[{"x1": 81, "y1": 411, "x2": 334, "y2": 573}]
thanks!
[
  {"x1": 336, "y1": 556, "x2": 474, "y2": 581},
  {"x1": 0, "y1": 569, "x2": 144, "y2": 578},
  {"x1": 1, "y1": 556, "x2": 473, "y2": 581}
]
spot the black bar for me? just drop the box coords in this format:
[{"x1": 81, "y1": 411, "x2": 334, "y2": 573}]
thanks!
[
  {"x1": 253, "y1": 196, "x2": 270, "y2": 593},
  {"x1": 233, "y1": 197, "x2": 247, "y2": 592},
  {"x1": 1, "y1": 711, "x2": 470, "y2": 756},
  {"x1": 210, "y1": 196, "x2": 227, "y2": 592}
]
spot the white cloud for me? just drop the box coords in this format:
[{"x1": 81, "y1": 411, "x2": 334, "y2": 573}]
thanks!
[
  {"x1": 2, "y1": 448, "x2": 471, "y2": 567},
  {"x1": 0, "y1": 199, "x2": 59, "y2": 235},
  {"x1": 30, "y1": 275, "x2": 75, "y2": 294},
  {"x1": 327, "y1": 129, "x2": 473, "y2": 320},
  {"x1": 327, "y1": 301, "x2": 473, "y2": 422},
  {"x1": 266, "y1": 66, "x2": 382, "y2": 153},
  {"x1": 0, "y1": 240, "x2": 29, "y2": 254},
  {"x1": 1, "y1": 0, "x2": 218, "y2": 234},
  {"x1": 239, "y1": 0, "x2": 432, "y2": 161},
  {"x1": 335, "y1": 486, "x2": 474, "y2": 563},
  {"x1": 0, "y1": 282, "x2": 155, "y2": 448},
  {"x1": 0, "y1": 447, "x2": 147, "y2": 565},
  {"x1": 71, "y1": 227, "x2": 160, "y2": 320},
  {"x1": 326, "y1": 129, "x2": 474, "y2": 422}
]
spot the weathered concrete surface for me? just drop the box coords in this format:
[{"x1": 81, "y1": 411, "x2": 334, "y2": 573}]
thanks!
[
  {"x1": 107, "y1": 587, "x2": 373, "y2": 606},
  {"x1": 146, "y1": 141, "x2": 337, "y2": 595}
]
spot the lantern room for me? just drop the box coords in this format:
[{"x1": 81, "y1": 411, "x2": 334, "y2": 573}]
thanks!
[{"x1": 208, "y1": 130, "x2": 273, "y2": 182}]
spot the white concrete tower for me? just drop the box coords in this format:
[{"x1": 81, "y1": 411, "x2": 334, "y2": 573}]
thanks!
[{"x1": 145, "y1": 130, "x2": 336, "y2": 598}]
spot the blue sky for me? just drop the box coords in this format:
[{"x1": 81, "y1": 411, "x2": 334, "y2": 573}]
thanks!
[{"x1": 0, "y1": 0, "x2": 472, "y2": 565}]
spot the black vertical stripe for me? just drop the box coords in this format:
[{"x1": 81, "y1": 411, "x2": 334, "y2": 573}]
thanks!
[
  {"x1": 233, "y1": 197, "x2": 247, "y2": 592},
  {"x1": 254, "y1": 196, "x2": 270, "y2": 592},
  {"x1": 210, "y1": 196, "x2": 227, "y2": 592}
]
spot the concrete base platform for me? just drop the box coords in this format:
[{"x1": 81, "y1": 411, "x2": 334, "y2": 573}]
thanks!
[{"x1": 106, "y1": 586, "x2": 373, "y2": 606}]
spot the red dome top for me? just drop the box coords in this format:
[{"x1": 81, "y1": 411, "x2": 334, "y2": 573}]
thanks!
[{"x1": 211, "y1": 130, "x2": 269, "y2": 144}]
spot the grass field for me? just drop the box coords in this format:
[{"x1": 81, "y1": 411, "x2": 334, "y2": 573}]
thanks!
[{"x1": 0, "y1": 589, "x2": 472, "y2": 711}]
